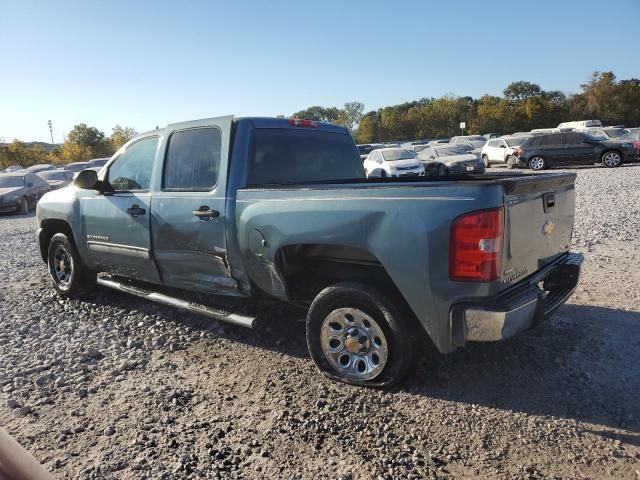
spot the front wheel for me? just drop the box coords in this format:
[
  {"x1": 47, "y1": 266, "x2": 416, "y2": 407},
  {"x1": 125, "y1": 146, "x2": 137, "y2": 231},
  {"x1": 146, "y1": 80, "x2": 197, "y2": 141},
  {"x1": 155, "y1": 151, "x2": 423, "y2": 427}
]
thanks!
[
  {"x1": 528, "y1": 156, "x2": 547, "y2": 170},
  {"x1": 19, "y1": 197, "x2": 29, "y2": 214},
  {"x1": 482, "y1": 155, "x2": 490, "y2": 168},
  {"x1": 47, "y1": 233, "x2": 96, "y2": 296},
  {"x1": 601, "y1": 150, "x2": 622, "y2": 168},
  {"x1": 306, "y1": 283, "x2": 414, "y2": 387}
]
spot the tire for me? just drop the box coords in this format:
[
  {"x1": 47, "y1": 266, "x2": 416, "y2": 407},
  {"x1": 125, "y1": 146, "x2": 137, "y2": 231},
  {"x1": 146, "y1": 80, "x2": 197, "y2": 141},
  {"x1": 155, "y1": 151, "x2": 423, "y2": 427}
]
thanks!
[
  {"x1": 425, "y1": 164, "x2": 439, "y2": 177},
  {"x1": 482, "y1": 155, "x2": 490, "y2": 168},
  {"x1": 306, "y1": 282, "x2": 415, "y2": 388},
  {"x1": 19, "y1": 197, "x2": 29, "y2": 214},
  {"x1": 47, "y1": 233, "x2": 96, "y2": 296},
  {"x1": 437, "y1": 164, "x2": 449, "y2": 176},
  {"x1": 528, "y1": 156, "x2": 547, "y2": 171},
  {"x1": 601, "y1": 150, "x2": 622, "y2": 168},
  {"x1": 380, "y1": 170, "x2": 387, "y2": 178},
  {"x1": 506, "y1": 155, "x2": 517, "y2": 169}
]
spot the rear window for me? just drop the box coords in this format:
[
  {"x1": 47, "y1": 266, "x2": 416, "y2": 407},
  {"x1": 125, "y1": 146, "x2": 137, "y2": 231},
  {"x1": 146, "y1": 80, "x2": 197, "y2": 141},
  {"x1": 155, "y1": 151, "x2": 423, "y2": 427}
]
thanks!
[{"x1": 247, "y1": 129, "x2": 364, "y2": 186}]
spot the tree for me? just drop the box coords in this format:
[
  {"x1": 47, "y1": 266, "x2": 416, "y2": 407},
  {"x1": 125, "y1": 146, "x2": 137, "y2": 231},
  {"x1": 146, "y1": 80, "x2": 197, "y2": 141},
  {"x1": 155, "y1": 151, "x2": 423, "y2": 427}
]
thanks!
[
  {"x1": 291, "y1": 106, "x2": 343, "y2": 123},
  {"x1": 355, "y1": 114, "x2": 378, "y2": 143},
  {"x1": 503, "y1": 81, "x2": 542, "y2": 102},
  {"x1": 66, "y1": 123, "x2": 111, "y2": 157},
  {"x1": 110, "y1": 125, "x2": 138, "y2": 150},
  {"x1": 339, "y1": 101, "x2": 364, "y2": 131}
]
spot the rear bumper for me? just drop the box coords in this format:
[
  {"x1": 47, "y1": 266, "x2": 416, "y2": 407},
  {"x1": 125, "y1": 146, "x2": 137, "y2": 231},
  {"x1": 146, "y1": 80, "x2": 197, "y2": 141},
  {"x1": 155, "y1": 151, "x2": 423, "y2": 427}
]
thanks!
[{"x1": 450, "y1": 252, "x2": 583, "y2": 345}]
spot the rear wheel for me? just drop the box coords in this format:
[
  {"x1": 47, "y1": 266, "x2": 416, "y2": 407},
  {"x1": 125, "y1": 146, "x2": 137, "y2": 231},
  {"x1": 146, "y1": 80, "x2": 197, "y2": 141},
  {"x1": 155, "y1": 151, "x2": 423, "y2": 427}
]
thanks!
[
  {"x1": 437, "y1": 164, "x2": 449, "y2": 176},
  {"x1": 380, "y1": 170, "x2": 387, "y2": 178},
  {"x1": 306, "y1": 283, "x2": 414, "y2": 387},
  {"x1": 482, "y1": 155, "x2": 490, "y2": 168},
  {"x1": 528, "y1": 156, "x2": 547, "y2": 171},
  {"x1": 601, "y1": 150, "x2": 622, "y2": 168},
  {"x1": 47, "y1": 233, "x2": 96, "y2": 296}
]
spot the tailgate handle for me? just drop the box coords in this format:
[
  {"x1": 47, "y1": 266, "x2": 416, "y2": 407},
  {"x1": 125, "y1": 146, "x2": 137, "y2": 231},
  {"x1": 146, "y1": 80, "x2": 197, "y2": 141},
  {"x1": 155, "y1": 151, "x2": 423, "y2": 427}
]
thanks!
[{"x1": 543, "y1": 193, "x2": 555, "y2": 213}]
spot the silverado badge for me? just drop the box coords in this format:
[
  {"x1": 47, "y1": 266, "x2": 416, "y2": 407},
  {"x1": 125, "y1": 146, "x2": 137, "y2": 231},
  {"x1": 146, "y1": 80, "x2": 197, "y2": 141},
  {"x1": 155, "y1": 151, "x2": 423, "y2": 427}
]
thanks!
[{"x1": 542, "y1": 220, "x2": 555, "y2": 236}]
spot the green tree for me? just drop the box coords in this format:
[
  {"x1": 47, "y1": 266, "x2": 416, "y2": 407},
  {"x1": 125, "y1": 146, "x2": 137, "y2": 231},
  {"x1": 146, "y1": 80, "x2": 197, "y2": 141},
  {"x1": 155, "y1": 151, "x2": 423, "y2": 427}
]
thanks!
[
  {"x1": 338, "y1": 101, "x2": 365, "y2": 131},
  {"x1": 355, "y1": 114, "x2": 378, "y2": 143},
  {"x1": 66, "y1": 123, "x2": 111, "y2": 157},
  {"x1": 110, "y1": 125, "x2": 138, "y2": 150},
  {"x1": 503, "y1": 81, "x2": 542, "y2": 102}
]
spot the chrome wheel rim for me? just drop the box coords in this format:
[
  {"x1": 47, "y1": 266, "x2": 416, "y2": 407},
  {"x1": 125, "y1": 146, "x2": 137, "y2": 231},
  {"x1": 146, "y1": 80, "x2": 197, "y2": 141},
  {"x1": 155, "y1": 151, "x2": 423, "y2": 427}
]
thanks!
[
  {"x1": 530, "y1": 157, "x2": 545, "y2": 170},
  {"x1": 603, "y1": 152, "x2": 621, "y2": 167},
  {"x1": 320, "y1": 307, "x2": 388, "y2": 381},
  {"x1": 51, "y1": 245, "x2": 73, "y2": 288}
]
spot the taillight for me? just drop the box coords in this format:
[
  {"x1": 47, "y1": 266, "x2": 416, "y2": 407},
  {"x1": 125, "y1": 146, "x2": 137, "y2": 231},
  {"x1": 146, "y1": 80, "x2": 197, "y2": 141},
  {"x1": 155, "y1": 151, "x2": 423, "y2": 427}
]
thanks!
[
  {"x1": 633, "y1": 141, "x2": 640, "y2": 151},
  {"x1": 288, "y1": 118, "x2": 318, "y2": 128},
  {"x1": 450, "y1": 207, "x2": 504, "y2": 282},
  {"x1": 515, "y1": 147, "x2": 524, "y2": 157}
]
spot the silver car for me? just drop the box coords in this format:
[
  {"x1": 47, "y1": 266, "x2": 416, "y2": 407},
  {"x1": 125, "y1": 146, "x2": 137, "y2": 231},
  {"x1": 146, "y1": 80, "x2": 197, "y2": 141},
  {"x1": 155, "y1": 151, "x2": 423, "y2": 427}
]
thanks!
[{"x1": 417, "y1": 145, "x2": 485, "y2": 176}]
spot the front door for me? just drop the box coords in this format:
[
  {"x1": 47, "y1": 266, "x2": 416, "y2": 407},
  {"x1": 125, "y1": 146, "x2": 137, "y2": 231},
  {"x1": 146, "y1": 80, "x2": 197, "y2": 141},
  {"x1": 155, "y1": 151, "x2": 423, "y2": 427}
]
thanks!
[
  {"x1": 81, "y1": 136, "x2": 161, "y2": 283},
  {"x1": 563, "y1": 133, "x2": 596, "y2": 164},
  {"x1": 150, "y1": 116, "x2": 236, "y2": 294}
]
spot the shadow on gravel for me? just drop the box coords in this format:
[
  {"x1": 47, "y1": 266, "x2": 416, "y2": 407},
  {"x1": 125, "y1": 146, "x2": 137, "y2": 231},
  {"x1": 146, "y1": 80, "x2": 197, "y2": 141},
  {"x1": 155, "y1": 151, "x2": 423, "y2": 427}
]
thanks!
[{"x1": 403, "y1": 304, "x2": 640, "y2": 442}]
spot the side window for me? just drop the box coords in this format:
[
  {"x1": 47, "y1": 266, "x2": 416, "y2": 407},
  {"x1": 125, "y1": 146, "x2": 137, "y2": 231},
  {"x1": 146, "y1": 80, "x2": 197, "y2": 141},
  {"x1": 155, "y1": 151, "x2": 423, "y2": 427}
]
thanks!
[
  {"x1": 540, "y1": 134, "x2": 562, "y2": 146},
  {"x1": 369, "y1": 151, "x2": 379, "y2": 162},
  {"x1": 564, "y1": 133, "x2": 583, "y2": 145},
  {"x1": 163, "y1": 127, "x2": 222, "y2": 191},
  {"x1": 107, "y1": 137, "x2": 158, "y2": 191}
]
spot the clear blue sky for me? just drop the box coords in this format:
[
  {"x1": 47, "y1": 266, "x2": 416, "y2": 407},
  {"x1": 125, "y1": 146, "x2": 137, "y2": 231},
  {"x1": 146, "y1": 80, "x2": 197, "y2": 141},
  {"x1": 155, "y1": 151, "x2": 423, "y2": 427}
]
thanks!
[{"x1": 1, "y1": 0, "x2": 639, "y2": 143}]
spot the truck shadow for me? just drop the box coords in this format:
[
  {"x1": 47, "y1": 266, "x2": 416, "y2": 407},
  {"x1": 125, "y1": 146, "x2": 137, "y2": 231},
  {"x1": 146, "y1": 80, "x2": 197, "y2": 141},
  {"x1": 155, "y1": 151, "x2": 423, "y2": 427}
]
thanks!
[{"x1": 404, "y1": 303, "x2": 640, "y2": 442}]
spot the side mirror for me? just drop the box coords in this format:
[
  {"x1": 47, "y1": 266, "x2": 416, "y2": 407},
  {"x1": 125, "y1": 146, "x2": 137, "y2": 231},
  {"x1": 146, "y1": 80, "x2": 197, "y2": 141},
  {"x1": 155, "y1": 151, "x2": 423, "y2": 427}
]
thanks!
[{"x1": 74, "y1": 169, "x2": 99, "y2": 190}]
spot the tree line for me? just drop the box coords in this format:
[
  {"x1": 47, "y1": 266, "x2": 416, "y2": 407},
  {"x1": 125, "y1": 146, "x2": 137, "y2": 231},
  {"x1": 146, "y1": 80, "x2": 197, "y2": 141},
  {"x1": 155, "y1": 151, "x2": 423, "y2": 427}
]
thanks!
[
  {"x1": 0, "y1": 124, "x2": 137, "y2": 170},
  {"x1": 292, "y1": 71, "x2": 640, "y2": 144}
]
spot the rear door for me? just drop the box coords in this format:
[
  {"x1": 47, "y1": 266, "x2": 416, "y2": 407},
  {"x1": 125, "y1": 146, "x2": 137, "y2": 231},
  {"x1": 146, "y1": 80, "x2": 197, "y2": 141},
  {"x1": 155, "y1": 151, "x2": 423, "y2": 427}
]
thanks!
[
  {"x1": 150, "y1": 116, "x2": 237, "y2": 294},
  {"x1": 500, "y1": 174, "x2": 575, "y2": 290},
  {"x1": 81, "y1": 136, "x2": 161, "y2": 282},
  {"x1": 538, "y1": 134, "x2": 566, "y2": 163}
]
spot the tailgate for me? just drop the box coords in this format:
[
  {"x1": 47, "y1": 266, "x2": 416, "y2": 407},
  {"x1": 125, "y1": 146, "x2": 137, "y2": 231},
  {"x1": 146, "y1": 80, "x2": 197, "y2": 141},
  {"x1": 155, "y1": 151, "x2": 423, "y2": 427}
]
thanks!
[{"x1": 500, "y1": 173, "x2": 576, "y2": 291}]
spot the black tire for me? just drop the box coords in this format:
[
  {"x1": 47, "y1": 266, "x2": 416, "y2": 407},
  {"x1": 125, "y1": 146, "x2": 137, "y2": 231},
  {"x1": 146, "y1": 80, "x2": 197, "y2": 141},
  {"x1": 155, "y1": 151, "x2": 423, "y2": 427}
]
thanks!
[
  {"x1": 19, "y1": 197, "x2": 29, "y2": 214},
  {"x1": 426, "y1": 164, "x2": 439, "y2": 177},
  {"x1": 482, "y1": 155, "x2": 490, "y2": 168},
  {"x1": 306, "y1": 282, "x2": 415, "y2": 388},
  {"x1": 528, "y1": 155, "x2": 547, "y2": 171},
  {"x1": 437, "y1": 164, "x2": 449, "y2": 176},
  {"x1": 380, "y1": 170, "x2": 387, "y2": 178},
  {"x1": 601, "y1": 150, "x2": 622, "y2": 168},
  {"x1": 47, "y1": 233, "x2": 96, "y2": 296},
  {"x1": 506, "y1": 155, "x2": 517, "y2": 169}
]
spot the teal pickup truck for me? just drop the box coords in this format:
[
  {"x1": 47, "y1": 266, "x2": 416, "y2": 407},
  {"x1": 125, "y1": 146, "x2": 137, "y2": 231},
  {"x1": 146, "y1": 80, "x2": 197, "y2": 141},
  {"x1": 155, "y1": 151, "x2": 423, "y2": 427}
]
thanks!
[{"x1": 36, "y1": 116, "x2": 583, "y2": 386}]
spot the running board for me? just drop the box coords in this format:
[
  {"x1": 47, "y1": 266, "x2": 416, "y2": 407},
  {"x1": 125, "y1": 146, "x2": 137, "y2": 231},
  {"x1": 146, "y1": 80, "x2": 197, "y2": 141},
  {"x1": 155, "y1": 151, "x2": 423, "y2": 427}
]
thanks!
[{"x1": 96, "y1": 277, "x2": 256, "y2": 329}]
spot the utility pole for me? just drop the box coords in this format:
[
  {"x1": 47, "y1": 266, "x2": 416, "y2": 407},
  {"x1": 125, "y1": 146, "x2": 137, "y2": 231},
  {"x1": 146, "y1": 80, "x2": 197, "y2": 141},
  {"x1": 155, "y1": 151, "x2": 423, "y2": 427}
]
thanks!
[{"x1": 47, "y1": 120, "x2": 54, "y2": 144}]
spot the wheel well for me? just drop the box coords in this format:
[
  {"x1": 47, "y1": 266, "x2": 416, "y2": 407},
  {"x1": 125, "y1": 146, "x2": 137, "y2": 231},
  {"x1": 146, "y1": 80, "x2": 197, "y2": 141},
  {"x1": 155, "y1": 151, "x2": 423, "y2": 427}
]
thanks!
[
  {"x1": 275, "y1": 244, "x2": 400, "y2": 305},
  {"x1": 602, "y1": 149, "x2": 622, "y2": 157},
  {"x1": 39, "y1": 219, "x2": 74, "y2": 262}
]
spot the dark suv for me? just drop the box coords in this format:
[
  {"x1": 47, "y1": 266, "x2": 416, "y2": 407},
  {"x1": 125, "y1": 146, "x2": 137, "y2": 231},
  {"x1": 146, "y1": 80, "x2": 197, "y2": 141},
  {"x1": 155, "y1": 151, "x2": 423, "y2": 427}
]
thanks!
[{"x1": 515, "y1": 131, "x2": 635, "y2": 170}]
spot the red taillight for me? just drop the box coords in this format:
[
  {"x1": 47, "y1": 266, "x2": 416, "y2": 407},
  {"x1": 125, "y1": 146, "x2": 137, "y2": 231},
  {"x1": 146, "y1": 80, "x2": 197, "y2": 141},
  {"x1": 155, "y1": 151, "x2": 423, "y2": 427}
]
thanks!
[
  {"x1": 288, "y1": 118, "x2": 318, "y2": 128},
  {"x1": 450, "y1": 207, "x2": 504, "y2": 282},
  {"x1": 515, "y1": 147, "x2": 524, "y2": 157},
  {"x1": 633, "y1": 141, "x2": 640, "y2": 151}
]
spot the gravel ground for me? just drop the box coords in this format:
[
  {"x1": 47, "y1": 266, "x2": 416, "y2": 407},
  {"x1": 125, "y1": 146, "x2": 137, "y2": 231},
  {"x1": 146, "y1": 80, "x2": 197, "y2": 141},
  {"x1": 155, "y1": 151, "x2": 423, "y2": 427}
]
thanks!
[{"x1": 1, "y1": 165, "x2": 639, "y2": 479}]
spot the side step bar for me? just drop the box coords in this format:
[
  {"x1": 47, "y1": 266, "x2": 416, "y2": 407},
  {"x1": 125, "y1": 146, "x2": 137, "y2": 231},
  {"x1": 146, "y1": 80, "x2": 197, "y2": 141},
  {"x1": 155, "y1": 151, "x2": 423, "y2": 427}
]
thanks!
[{"x1": 96, "y1": 277, "x2": 256, "y2": 329}]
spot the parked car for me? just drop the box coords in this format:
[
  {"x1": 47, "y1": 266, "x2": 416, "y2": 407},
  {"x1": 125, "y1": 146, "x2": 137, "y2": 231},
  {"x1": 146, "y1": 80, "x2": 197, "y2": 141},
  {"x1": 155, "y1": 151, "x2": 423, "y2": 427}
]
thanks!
[
  {"x1": 417, "y1": 145, "x2": 485, "y2": 175},
  {"x1": 515, "y1": 131, "x2": 635, "y2": 170},
  {"x1": 3, "y1": 165, "x2": 23, "y2": 173},
  {"x1": 578, "y1": 127, "x2": 629, "y2": 139},
  {"x1": 24, "y1": 164, "x2": 56, "y2": 173},
  {"x1": 481, "y1": 136, "x2": 529, "y2": 167},
  {"x1": 557, "y1": 120, "x2": 602, "y2": 129},
  {"x1": 363, "y1": 147, "x2": 424, "y2": 178},
  {"x1": 36, "y1": 169, "x2": 75, "y2": 190},
  {"x1": 0, "y1": 172, "x2": 50, "y2": 214},
  {"x1": 616, "y1": 128, "x2": 640, "y2": 161},
  {"x1": 356, "y1": 144, "x2": 387, "y2": 161},
  {"x1": 63, "y1": 162, "x2": 91, "y2": 174},
  {"x1": 88, "y1": 157, "x2": 110, "y2": 168},
  {"x1": 427, "y1": 139, "x2": 450, "y2": 146},
  {"x1": 36, "y1": 116, "x2": 583, "y2": 387},
  {"x1": 449, "y1": 135, "x2": 487, "y2": 150},
  {"x1": 482, "y1": 133, "x2": 500, "y2": 139}
]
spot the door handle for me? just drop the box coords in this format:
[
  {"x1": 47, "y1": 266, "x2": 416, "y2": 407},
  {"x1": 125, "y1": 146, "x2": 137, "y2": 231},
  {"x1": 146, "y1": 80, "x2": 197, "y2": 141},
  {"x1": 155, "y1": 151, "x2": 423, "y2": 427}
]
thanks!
[
  {"x1": 126, "y1": 204, "x2": 146, "y2": 217},
  {"x1": 192, "y1": 206, "x2": 219, "y2": 220}
]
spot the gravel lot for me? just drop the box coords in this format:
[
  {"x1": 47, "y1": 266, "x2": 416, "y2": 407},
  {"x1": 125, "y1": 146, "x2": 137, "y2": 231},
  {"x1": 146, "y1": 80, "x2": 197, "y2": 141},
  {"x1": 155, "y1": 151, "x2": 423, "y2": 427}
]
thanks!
[{"x1": 1, "y1": 165, "x2": 639, "y2": 479}]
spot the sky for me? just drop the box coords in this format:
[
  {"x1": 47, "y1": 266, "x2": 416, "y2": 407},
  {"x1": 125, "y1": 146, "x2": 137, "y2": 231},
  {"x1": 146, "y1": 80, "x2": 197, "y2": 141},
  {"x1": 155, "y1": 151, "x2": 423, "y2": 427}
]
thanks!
[{"x1": 1, "y1": 0, "x2": 639, "y2": 143}]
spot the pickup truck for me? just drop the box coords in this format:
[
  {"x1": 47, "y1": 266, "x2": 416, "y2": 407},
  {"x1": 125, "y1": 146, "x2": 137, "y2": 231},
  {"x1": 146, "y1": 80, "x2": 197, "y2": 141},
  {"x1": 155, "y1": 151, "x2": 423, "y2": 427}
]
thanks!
[{"x1": 36, "y1": 116, "x2": 583, "y2": 387}]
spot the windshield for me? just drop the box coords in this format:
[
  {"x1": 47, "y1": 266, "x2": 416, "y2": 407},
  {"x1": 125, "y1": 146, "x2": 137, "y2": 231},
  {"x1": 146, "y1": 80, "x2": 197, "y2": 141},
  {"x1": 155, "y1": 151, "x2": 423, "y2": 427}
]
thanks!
[
  {"x1": 604, "y1": 128, "x2": 628, "y2": 138},
  {"x1": 381, "y1": 149, "x2": 417, "y2": 161},
  {"x1": 435, "y1": 147, "x2": 469, "y2": 157},
  {"x1": 0, "y1": 176, "x2": 25, "y2": 187},
  {"x1": 65, "y1": 163, "x2": 89, "y2": 173},
  {"x1": 505, "y1": 136, "x2": 528, "y2": 147},
  {"x1": 38, "y1": 171, "x2": 71, "y2": 181},
  {"x1": 618, "y1": 130, "x2": 640, "y2": 141},
  {"x1": 357, "y1": 145, "x2": 372, "y2": 155},
  {"x1": 414, "y1": 145, "x2": 430, "y2": 153}
]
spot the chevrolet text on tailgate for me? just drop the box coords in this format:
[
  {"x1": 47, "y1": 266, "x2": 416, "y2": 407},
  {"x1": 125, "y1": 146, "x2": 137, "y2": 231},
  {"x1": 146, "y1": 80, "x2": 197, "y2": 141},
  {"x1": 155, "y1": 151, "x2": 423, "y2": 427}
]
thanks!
[{"x1": 36, "y1": 116, "x2": 583, "y2": 387}]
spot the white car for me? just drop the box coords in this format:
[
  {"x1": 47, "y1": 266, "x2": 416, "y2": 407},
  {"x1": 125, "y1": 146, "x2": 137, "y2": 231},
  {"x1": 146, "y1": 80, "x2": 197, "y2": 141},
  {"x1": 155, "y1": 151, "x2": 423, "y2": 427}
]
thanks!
[
  {"x1": 480, "y1": 136, "x2": 529, "y2": 167},
  {"x1": 363, "y1": 148, "x2": 425, "y2": 178}
]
